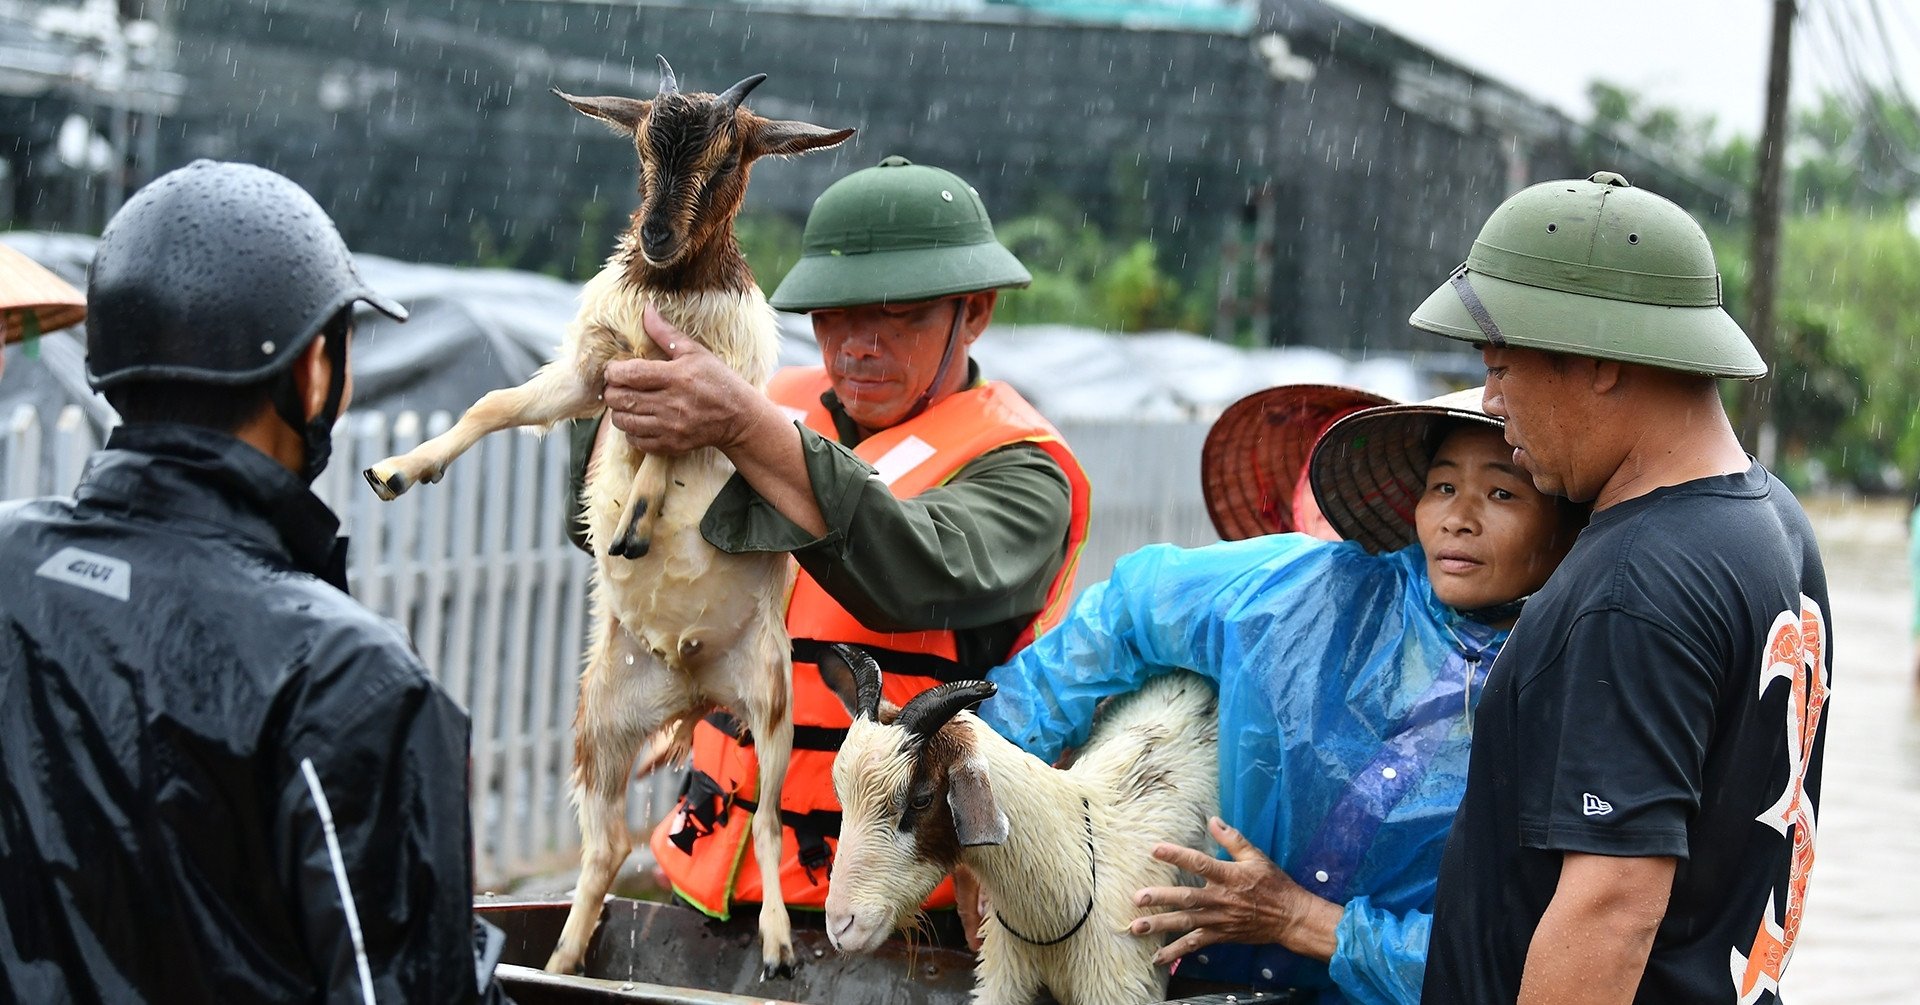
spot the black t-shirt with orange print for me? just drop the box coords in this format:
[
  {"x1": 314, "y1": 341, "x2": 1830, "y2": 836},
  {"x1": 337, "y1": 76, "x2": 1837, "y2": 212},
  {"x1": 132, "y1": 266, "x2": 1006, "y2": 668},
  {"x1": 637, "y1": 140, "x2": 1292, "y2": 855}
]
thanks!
[{"x1": 1422, "y1": 462, "x2": 1832, "y2": 1005}]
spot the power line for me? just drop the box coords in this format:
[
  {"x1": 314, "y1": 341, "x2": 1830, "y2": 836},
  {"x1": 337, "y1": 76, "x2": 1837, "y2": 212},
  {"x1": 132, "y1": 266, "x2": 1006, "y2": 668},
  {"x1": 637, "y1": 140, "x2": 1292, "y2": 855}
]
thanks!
[
  {"x1": 1819, "y1": 0, "x2": 1920, "y2": 187},
  {"x1": 1863, "y1": 0, "x2": 1920, "y2": 97},
  {"x1": 1795, "y1": 0, "x2": 1863, "y2": 120}
]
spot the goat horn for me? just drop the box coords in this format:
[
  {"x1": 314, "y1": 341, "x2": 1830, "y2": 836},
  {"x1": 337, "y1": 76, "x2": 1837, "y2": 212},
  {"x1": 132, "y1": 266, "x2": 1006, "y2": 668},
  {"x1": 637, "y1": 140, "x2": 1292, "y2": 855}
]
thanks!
[
  {"x1": 655, "y1": 54, "x2": 678, "y2": 96},
  {"x1": 896, "y1": 680, "x2": 997, "y2": 747},
  {"x1": 828, "y1": 643, "x2": 885, "y2": 721},
  {"x1": 716, "y1": 73, "x2": 768, "y2": 112}
]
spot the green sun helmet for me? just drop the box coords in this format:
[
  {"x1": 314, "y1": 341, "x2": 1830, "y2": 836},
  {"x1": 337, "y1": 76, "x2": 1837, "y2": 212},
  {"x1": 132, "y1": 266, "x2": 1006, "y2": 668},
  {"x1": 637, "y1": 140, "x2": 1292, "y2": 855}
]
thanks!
[
  {"x1": 768, "y1": 155, "x2": 1031, "y2": 312},
  {"x1": 1410, "y1": 171, "x2": 1765, "y2": 379}
]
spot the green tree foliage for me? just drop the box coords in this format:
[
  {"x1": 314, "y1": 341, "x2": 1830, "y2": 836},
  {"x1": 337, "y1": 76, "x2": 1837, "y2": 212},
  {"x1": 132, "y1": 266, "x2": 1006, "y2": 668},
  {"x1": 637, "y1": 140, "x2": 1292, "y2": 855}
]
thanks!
[
  {"x1": 1791, "y1": 90, "x2": 1920, "y2": 211},
  {"x1": 1583, "y1": 81, "x2": 1750, "y2": 193},
  {"x1": 735, "y1": 212, "x2": 804, "y2": 296},
  {"x1": 992, "y1": 210, "x2": 1207, "y2": 332},
  {"x1": 1740, "y1": 214, "x2": 1920, "y2": 487},
  {"x1": 460, "y1": 200, "x2": 1201, "y2": 333},
  {"x1": 1598, "y1": 75, "x2": 1920, "y2": 491}
]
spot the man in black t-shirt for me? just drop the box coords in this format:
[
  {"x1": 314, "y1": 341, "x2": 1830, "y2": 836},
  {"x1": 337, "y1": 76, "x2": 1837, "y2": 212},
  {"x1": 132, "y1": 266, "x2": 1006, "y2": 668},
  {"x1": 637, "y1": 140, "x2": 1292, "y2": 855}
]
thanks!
[{"x1": 1410, "y1": 172, "x2": 1831, "y2": 1005}]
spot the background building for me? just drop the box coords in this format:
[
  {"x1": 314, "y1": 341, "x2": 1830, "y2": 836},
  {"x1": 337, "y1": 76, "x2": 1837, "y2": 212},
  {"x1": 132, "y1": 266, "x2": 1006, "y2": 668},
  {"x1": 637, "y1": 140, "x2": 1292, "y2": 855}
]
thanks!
[{"x1": 2, "y1": 0, "x2": 1732, "y2": 354}]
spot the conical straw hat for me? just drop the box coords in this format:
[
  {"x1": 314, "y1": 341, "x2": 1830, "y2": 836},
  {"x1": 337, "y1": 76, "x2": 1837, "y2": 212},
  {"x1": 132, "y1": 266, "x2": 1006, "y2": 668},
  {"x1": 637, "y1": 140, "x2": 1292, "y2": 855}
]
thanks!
[
  {"x1": 1201, "y1": 383, "x2": 1395, "y2": 541},
  {"x1": 0, "y1": 244, "x2": 85, "y2": 344},
  {"x1": 1307, "y1": 389, "x2": 1504, "y2": 554}
]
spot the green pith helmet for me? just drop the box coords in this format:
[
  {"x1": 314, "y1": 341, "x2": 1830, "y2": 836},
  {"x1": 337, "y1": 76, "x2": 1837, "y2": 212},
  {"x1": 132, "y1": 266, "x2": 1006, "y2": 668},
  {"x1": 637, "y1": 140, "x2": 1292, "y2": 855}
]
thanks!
[
  {"x1": 769, "y1": 155, "x2": 1032, "y2": 311},
  {"x1": 1410, "y1": 171, "x2": 1766, "y2": 379}
]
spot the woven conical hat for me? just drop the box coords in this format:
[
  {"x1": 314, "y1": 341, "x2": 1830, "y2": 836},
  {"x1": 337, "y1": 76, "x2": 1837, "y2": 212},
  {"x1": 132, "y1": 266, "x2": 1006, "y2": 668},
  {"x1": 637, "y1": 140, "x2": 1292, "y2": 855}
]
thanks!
[
  {"x1": 0, "y1": 244, "x2": 85, "y2": 344},
  {"x1": 1201, "y1": 384, "x2": 1396, "y2": 541}
]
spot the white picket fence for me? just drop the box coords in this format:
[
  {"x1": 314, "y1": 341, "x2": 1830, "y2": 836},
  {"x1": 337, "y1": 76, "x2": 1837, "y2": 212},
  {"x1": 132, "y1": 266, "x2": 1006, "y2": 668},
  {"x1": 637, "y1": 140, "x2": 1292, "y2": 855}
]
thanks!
[{"x1": 2, "y1": 404, "x2": 1217, "y2": 887}]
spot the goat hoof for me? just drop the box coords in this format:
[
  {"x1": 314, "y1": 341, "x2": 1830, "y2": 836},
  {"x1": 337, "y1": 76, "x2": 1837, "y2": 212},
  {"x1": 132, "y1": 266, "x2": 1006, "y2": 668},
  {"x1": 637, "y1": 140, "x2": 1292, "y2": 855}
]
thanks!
[
  {"x1": 610, "y1": 531, "x2": 651, "y2": 559},
  {"x1": 363, "y1": 464, "x2": 410, "y2": 501},
  {"x1": 759, "y1": 958, "x2": 797, "y2": 981}
]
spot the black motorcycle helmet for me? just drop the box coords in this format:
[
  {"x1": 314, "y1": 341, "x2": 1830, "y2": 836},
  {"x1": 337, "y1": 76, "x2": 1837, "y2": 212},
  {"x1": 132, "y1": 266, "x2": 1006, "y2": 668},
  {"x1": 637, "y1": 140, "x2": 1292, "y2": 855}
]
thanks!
[{"x1": 87, "y1": 160, "x2": 407, "y2": 481}]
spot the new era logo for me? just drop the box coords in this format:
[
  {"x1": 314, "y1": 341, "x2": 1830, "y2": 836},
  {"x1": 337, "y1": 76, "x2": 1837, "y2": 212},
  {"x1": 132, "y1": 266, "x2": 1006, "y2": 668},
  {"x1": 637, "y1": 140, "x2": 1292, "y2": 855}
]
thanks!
[{"x1": 1582, "y1": 793, "x2": 1614, "y2": 817}]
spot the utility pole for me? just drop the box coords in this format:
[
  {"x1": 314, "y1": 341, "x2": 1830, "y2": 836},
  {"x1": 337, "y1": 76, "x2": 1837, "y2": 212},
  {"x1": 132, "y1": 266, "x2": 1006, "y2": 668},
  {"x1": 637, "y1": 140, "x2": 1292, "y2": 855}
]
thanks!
[{"x1": 1742, "y1": 0, "x2": 1795, "y2": 463}]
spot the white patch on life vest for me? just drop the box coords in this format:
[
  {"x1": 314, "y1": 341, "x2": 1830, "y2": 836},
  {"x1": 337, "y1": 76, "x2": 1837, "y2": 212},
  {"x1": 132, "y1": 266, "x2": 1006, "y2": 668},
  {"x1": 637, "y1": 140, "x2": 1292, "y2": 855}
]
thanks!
[
  {"x1": 34, "y1": 547, "x2": 131, "y2": 602},
  {"x1": 871, "y1": 435, "x2": 937, "y2": 486}
]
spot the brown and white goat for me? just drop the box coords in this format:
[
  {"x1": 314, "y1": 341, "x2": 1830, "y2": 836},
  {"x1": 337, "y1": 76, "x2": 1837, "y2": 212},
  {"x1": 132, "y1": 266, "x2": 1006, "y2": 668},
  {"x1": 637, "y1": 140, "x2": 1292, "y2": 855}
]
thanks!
[
  {"x1": 361, "y1": 58, "x2": 852, "y2": 978},
  {"x1": 818, "y1": 646, "x2": 1220, "y2": 1005}
]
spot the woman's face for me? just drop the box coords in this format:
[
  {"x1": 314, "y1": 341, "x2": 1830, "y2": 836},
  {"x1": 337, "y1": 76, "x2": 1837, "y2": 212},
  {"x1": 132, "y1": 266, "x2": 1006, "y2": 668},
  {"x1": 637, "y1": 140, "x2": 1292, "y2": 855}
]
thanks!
[{"x1": 1415, "y1": 424, "x2": 1575, "y2": 621}]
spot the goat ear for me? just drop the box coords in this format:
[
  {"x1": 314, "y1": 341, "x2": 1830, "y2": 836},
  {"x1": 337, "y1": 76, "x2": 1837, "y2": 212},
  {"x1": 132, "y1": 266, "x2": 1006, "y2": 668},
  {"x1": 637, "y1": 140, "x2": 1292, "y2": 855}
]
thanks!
[
  {"x1": 746, "y1": 119, "x2": 856, "y2": 160},
  {"x1": 815, "y1": 647, "x2": 862, "y2": 719},
  {"x1": 817, "y1": 643, "x2": 884, "y2": 721},
  {"x1": 552, "y1": 88, "x2": 652, "y2": 134},
  {"x1": 947, "y1": 758, "x2": 1009, "y2": 848}
]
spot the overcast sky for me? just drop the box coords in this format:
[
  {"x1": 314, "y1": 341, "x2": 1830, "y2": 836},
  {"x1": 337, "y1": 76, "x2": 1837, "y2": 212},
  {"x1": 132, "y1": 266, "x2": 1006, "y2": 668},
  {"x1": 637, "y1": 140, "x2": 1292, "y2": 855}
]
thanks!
[{"x1": 1329, "y1": 0, "x2": 1920, "y2": 140}]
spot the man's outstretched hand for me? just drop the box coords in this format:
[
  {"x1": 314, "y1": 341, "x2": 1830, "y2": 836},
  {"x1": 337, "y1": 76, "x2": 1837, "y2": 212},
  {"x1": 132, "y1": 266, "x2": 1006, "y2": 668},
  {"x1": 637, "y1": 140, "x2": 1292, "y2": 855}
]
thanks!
[{"x1": 1129, "y1": 816, "x2": 1341, "y2": 965}]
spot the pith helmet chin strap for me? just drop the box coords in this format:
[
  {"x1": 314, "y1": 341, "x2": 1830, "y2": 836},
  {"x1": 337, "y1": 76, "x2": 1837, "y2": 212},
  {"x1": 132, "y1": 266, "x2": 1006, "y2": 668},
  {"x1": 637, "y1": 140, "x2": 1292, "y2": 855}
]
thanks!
[
  {"x1": 270, "y1": 327, "x2": 350, "y2": 485},
  {"x1": 901, "y1": 297, "x2": 969, "y2": 423}
]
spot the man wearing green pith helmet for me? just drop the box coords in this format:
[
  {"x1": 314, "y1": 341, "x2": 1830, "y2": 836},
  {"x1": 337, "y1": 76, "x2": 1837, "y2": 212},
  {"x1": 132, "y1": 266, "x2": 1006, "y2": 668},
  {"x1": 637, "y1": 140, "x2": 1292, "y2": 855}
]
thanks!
[
  {"x1": 1418, "y1": 172, "x2": 1833, "y2": 1005},
  {"x1": 566, "y1": 156, "x2": 1092, "y2": 932}
]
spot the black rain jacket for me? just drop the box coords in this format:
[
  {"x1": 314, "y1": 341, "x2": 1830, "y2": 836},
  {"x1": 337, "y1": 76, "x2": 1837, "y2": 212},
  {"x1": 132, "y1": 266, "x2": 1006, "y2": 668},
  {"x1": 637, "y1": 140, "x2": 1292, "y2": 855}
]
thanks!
[{"x1": 0, "y1": 424, "x2": 510, "y2": 1004}]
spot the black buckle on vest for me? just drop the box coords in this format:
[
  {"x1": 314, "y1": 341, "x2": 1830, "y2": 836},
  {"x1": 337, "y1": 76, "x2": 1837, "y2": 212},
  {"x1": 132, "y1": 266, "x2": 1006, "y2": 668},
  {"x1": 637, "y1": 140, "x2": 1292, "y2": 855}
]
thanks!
[
  {"x1": 667, "y1": 769, "x2": 847, "y2": 882},
  {"x1": 796, "y1": 828, "x2": 833, "y2": 882},
  {"x1": 667, "y1": 769, "x2": 731, "y2": 856}
]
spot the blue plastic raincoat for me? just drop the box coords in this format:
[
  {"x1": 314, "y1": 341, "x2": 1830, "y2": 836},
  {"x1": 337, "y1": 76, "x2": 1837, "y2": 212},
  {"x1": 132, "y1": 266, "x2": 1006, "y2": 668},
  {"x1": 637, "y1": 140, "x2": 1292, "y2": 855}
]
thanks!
[{"x1": 979, "y1": 534, "x2": 1506, "y2": 1005}]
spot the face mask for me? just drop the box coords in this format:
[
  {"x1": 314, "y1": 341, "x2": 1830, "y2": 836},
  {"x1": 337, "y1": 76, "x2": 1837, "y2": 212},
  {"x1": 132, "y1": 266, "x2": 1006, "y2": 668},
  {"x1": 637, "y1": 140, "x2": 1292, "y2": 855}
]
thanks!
[
  {"x1": 294, "y1": 409, "x2": 336, "y2": 486},
  {"x1": 270, "y1": 331, "x2": 349, "y2": 485}
]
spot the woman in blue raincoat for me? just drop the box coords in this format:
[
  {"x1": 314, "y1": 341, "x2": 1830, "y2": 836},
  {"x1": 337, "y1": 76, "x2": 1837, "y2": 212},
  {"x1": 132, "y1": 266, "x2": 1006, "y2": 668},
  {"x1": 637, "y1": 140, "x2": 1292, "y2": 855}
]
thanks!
[{"x1": 975, "y1": 388, "x2": 1587, "y2": 1005}]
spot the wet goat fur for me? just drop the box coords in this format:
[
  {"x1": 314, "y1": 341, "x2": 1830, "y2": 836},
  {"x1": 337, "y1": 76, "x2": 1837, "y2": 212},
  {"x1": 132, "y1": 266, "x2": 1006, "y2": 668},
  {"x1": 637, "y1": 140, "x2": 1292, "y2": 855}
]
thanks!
[
  {"x1": 829, "y1": 669, "x2": 1220, "y2": 1005},
  {"x1": 359, "y1": 59, "x2": 853, "y2": 981}
]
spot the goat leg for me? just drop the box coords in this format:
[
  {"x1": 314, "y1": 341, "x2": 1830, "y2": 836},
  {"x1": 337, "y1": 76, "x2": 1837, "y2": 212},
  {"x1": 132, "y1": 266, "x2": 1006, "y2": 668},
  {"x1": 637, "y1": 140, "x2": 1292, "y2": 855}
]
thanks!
[
  {"x1": 365, "y1": 354, "x2": 600, "y2": 501},
  {"x1": 548, "y1": 617, "x2": 681, "y2": 975},
  {"x1": 606, "y1": 452, "x2": 670, "y2": 559},
  {"x1": 738, "y1": 644, "x2": 798, "y2": 980}
]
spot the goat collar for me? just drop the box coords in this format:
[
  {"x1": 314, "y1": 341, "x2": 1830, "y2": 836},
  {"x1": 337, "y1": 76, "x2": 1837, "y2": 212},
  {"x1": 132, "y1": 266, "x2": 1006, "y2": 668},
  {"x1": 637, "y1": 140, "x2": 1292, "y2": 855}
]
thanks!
[{"x1": 993, "y1": 797, "x2": 1096, "y2": 947}]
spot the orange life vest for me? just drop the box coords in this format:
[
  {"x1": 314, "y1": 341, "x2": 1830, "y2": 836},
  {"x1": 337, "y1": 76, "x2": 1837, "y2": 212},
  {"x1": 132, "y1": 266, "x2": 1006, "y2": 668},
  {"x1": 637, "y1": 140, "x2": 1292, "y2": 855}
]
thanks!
[{"x1": 648, "y1": 366, "x2": 1092, "y2": 918}]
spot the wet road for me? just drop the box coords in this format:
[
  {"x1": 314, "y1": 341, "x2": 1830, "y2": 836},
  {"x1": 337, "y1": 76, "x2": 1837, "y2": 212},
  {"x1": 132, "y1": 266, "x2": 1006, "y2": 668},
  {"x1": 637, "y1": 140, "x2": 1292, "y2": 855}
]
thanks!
[{"x1": 1784, "y1": 499, "x2": 1920, "y2": 1003}]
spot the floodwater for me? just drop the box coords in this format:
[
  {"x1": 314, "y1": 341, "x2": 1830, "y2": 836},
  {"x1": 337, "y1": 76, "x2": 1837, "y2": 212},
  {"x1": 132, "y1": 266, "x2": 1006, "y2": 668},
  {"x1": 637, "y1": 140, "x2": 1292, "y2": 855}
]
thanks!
[{"x1": 1783, "y1": 498, "x2": 1920, "y2": 1003}]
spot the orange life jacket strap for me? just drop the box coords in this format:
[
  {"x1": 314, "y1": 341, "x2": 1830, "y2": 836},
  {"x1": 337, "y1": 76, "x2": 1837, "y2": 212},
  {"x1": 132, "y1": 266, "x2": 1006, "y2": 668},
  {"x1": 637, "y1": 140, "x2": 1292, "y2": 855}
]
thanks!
[
  {"x1": 697, "y1": 634, "x2": 972, "y2": 752},
  {"x1": 794, "y1": 636, "x2": 971, "y2": 683},
  {"x1": 701, "y1": 711, "x2": 847, "y2": 752}
]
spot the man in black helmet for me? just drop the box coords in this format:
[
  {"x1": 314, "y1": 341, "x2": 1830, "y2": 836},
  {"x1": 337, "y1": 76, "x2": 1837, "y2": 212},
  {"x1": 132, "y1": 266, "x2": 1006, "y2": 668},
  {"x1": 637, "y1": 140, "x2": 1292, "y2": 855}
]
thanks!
[{"x1": 0, "y1": 161, "x2": 512, "y2": 1004}]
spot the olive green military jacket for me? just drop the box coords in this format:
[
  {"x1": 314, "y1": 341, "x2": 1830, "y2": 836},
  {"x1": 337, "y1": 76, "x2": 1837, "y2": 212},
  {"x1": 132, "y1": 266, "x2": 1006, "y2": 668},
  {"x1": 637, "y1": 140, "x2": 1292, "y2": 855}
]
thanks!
[{"x1": 565, "y1": 365, "x2": 1073, "y2": 669}]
